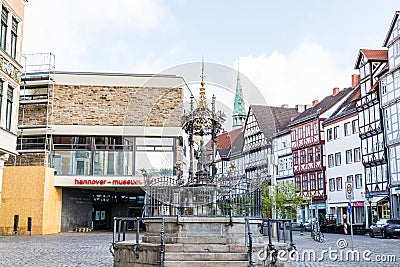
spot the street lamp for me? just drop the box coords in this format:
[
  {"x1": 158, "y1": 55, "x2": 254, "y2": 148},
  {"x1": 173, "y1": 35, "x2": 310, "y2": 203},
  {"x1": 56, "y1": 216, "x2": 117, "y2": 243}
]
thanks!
[{"x1": 365, "y1": 192, "x2": 373, "y2": 228}]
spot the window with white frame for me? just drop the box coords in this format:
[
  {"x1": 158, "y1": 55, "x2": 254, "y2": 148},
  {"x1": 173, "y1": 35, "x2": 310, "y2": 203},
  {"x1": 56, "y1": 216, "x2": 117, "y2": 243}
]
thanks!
[
  {"x1": 305, "y1": 125, "x2": 311, "y2": 137},
  {"x1": 347, "y1": 175, "x2": 353, "y2": 183},
  {"x1": 318, "y1": 172, "x2": 324, "y2": 189},
  {"x1": 354, "y1": 147, "x2": 361, "y2": 162},
  {"x1": 298, "y1": 127, "x2": 303, "y2": 139},
  {"x1": 335, "y1": 152, "x2": 341, "y2": 166},
  {"x1": 302, "y1": 175, "x2": 308, "y2": 191},
  {"x1": 293, "y1": 152, "x2": 298, "y2": 165},
  {"x1": 300, "y1": 150, "x2": 305, "y2": 164},
  {"x1": 334, "y1": 126, "x2": 339, "y2": 139},
  {"x1": 291, "y1": 130, "x2": 296, "y2": 142},
  {"x1": 336, "y1": 177, "x2": 343, "y2": 191},
  {"x1": 327, "y1": 128, "x2": 333, "y2": 141},
  {"x1": 328, "y1": 154, "x2": 334, "y2": 168},
  {"x1": 315, "y1": 146, "x2": 321, "y2": 161},
  {"x1": 355, "y1": 174, "x2": 363, "y2": 189},
  {"x1": 346, "y1": 150, "x2": 353, "y2": 164},
  {"x1": 310, "y1": 173, "x2": 315, "y2": 190},
  {"x1": 295, "y1": 176, "x2": 301, "y2": 190},
  {"x1": 329, "y1": 178, "x2": 335, "y2": 191},
  {"x1": 307, "y1": 148, "x2": 313, "y2": 163},
  {"x1": 344, "y1": 122, "x2": 351, "y2": 136},
  {"x1": 384, "y1": 102, "x2": 400, "y2": 144}
]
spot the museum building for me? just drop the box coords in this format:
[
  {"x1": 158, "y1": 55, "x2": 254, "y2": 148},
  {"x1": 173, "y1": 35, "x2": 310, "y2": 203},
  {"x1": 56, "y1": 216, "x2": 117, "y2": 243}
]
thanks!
[{"x1": 0, "y1": 55, "x2": 184, "y2": 234}]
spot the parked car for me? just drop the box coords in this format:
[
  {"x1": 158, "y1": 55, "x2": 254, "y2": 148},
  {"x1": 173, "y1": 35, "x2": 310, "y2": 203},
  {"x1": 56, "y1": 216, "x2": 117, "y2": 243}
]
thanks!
[{"x1": 369, "y1": 218, "x2": 400, "y2": 238}]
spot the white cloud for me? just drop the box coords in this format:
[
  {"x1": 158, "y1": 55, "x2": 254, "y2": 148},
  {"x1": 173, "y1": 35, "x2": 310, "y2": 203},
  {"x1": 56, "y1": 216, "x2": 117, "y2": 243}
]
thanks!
[
  {"x1": 22, "y1": 0, "x2": 175, "y2": 71},
  {"x1": 235, "y1": 41, "x2": 355, "y2": 107}
]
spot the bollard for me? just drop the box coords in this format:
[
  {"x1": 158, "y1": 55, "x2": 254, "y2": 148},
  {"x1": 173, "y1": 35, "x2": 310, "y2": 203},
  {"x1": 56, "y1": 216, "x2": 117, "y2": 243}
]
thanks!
[
  {"x1": 300, "y1": 222, "x2": 304, "y2": 236},
  {"x1": 13, "y1": 215, "x2": 19, "y2": 235},
  {"x1": 27, "y1": 217, "x2": 32, "y2": 236}
]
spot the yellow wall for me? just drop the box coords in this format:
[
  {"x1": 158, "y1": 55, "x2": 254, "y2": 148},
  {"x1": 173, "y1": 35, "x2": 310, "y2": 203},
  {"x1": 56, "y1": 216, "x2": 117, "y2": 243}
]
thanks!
[{"x1": 0, "y1": 166, "x2": 62, "y2": 235}]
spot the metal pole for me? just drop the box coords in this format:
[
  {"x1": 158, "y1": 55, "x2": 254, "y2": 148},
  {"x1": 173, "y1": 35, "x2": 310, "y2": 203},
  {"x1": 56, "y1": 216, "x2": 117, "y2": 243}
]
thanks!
[
  {"x1": 350, "y1": 202, "x2": 354, "y2": 251},
  {"x1": 113, "y1": 217, "x2": 117, "y2": 245},
  {"x1": 369, "y1": 200, "x2": 372, "y2": 228}
]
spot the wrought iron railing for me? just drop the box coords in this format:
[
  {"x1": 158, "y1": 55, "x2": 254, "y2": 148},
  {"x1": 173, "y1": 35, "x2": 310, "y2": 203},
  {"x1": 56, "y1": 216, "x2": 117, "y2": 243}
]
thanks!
[{"x1": 143, "y1": 175, "x2": 263, "y2": 218}]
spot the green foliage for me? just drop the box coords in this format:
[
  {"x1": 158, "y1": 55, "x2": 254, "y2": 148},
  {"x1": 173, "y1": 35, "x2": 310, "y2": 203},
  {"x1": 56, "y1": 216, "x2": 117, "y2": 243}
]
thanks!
[
  {"x1": 262, "y1": 181, "x2": 309, "y2": 219},
  {"x1": 217, "y1": 194, "x2": 253, "y2": 216}
]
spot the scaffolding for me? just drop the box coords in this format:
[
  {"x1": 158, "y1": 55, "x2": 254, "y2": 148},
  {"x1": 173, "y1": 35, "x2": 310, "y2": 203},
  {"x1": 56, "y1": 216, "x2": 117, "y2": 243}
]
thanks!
[{"x1": 18, "y1": 53, "x2": 55, "y2": 166}]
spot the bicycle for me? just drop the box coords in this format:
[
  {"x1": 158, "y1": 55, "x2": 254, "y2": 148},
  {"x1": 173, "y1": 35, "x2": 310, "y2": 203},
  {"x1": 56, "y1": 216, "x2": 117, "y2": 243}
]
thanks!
[{"x1": 311, "y1": 219, "x2": 324, "y2": 242}]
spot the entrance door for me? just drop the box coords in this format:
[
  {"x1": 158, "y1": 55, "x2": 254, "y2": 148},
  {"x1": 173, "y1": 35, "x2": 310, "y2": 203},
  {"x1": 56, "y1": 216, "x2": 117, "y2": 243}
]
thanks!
[{"x1": 92, "y1": 205, "x2": 111, "y2": 230}]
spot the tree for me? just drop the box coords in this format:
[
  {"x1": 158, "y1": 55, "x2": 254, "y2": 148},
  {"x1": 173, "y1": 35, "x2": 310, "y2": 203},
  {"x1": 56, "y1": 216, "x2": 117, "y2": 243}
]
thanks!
[{"x1": 262, "y1": 181, "x2": 309, "y2": 220}]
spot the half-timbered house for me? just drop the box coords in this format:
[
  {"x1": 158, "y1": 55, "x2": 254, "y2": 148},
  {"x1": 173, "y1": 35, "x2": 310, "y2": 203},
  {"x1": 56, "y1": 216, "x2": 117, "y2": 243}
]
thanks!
[
  {"x1": 243, "y1": 105, "x2": 298, "y2": 183},
  {"x1": 354, "y1": 49, "x2": 390, "y2": 219},
  {"x1": 381, "y1": 10, "x2": 400, "y2": 218},
  {"x1": 290, "y1": 87, "x2": 353, "y2": 221}
]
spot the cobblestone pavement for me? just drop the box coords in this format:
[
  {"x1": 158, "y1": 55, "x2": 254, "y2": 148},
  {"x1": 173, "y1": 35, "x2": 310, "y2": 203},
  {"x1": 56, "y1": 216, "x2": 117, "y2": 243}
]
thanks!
[
  {"x1": 0, "y1": 231, "x2": 114, "y2": 267},
  {"x1": 0, "y1": 231, "x2": 399, "y2": 267},
  {"x1": 287, "y1": 232, "x2": 400, "y2": 266}
]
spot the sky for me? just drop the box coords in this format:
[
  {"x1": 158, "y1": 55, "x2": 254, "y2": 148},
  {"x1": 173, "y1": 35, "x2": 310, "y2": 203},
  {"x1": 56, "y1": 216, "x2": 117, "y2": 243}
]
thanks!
[{"x1": 22, "y1": 0, "x2": 400, "y2": 108}]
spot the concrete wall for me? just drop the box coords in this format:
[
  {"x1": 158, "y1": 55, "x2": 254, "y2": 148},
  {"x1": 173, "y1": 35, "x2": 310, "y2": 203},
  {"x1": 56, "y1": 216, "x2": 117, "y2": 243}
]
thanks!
[
  {"x1": 0, "y1": 166, "x2": 62, "y2": 235},
  {"x1": 61, "y1": 188, "x2": 92, "y2": 232}
]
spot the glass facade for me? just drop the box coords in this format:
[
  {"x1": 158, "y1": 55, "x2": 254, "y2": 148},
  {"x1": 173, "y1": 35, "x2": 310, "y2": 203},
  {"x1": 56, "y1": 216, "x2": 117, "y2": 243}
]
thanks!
[{"x1": 51, "y1": 135, "x2": 176, "y2": 176}]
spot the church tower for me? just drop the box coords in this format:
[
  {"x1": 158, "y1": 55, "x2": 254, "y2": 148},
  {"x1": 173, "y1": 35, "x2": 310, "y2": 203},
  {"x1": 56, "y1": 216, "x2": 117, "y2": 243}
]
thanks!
[{"x1": 232, "y1": 63, "x2": 246, "y2": 130}]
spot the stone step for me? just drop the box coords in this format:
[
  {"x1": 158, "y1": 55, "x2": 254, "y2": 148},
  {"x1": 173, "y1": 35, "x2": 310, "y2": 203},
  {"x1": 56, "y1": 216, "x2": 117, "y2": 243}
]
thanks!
[
  {"x1": 143, "y1": 235, "x2": 234, "y2": 244},
  {"x1": 164, "y1": 252, "x2": 248, "y2": 261},
  {"x1": 164, "y1": 260, "x2": 249, "y2": 267},
  {"x1": 165, "y1": 243, "x2": 248, "y2": 253}
]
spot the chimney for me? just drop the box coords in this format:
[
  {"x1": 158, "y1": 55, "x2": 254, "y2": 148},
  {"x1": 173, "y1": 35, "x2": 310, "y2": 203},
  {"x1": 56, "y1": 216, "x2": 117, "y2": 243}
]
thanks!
[
  {"x1": 352, "y1": 74, "x2": 360, "y2": 88},
  {"x1": 295, "y1": 104, "x2": 309, "y2": 113},
  {"x1": 332, "y1": 87, "x2": 340, "y2": 96},
  {"x1": 312, "y1": 100, "x2": 319, "y2": 107}
]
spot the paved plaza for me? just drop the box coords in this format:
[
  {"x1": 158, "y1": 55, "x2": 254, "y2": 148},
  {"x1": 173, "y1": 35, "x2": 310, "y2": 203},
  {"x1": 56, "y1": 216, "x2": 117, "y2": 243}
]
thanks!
[
  {"x1": 0, "y1": 232, "x2": 114, "y2": 267},
  {"x1": 0, "y1": 231, "x2": 398, "y2": 266},
  {"x1": 288, "y1": 232, "x2": 399, "y2": 267}
]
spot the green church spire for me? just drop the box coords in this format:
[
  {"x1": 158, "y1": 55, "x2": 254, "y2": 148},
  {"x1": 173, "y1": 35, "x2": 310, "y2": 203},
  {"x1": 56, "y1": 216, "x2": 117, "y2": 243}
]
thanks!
[{"x1": 232, "y1": 61, "x2": 246, "y2": 129}]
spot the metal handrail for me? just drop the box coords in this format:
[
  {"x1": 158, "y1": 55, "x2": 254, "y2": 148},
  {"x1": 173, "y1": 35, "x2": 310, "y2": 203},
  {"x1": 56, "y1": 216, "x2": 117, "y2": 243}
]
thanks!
[
  {"x1": 111, "y1": 217, "x2": 142, "y2": 258},
  {"x1": 245, "y1": 218, "x2": 254, "y2": 267},
  {"x1": 246, "y1": 217, "x2": 296, "y2": 265}
]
